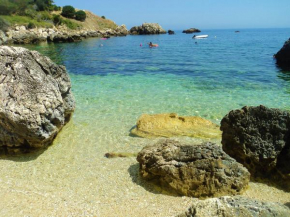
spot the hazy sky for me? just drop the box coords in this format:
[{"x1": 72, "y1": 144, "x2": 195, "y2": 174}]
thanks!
[{"x1": 54, "y1": 0, "x2": 290, "y2": 29}]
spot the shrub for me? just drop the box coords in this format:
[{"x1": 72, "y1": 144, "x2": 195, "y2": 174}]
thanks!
[
  {"x1": 75, "y1": 10, "x2": 86, "y2": 21},
  {"x1": 0, "y1": 0, "x2": 17, "y2": 15},
  {"x1": 61, "y1": 5, "x2": 75, "y2": 19},
  {"x1": 101, "y1": 16, "x2": 106, "y2": 19},
  {"x1": 27, "y1": 22, "x2": 36, "y2": 29},
  {"x1": 0, "y1": 17, "x2": 10, "y2": 31},
  {"x1": 52, "y1": 14, "x2": 62, "y2": 26}
]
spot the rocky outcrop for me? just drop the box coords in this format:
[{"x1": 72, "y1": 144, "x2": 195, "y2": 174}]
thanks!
[
  {"x1": 137, "y1": 140, "x2": 250, "y2": 198},
  {"x1": 0, "y1": 46, "x2": 75, "y2": 153},
  {"x1": 0, "y1": 24, "x2": 128, "y2": 45},
  {"x1": 182, "y1": 28, "x2": 201, "y2": 34},
  {"x1": 130, "y1": 113, "x2": 221, "y2": 139},
  {"x1": 275, "y1": 38, "x2": 290, "y2": 69},
  {"x1": 129, "y1": 23, "x2": 166, "y2": 35},
  {"x1": 221, "y1": 105, "x2": 290, "y2": 190},
  {"x1": 168, "y1": 30, "x2": 175, "y2": 35},
  {"x1": 178, "y1": 196, "x2": 290, "y2": 217}
]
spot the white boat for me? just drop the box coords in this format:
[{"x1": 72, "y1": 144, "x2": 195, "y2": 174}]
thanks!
[{"x1": 192, "y1": 35, "x2": 208, "y2": 39}]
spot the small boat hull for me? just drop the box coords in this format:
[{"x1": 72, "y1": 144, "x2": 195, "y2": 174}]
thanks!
[{"x1": 193, "y1": 35, "x2": 208, "y2": 39}]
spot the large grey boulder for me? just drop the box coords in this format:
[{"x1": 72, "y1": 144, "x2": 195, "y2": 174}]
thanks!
[
  {"x1": 275, "y1": 38, "x2": 290, "y2": 69},
  {"x1": 137, "y1": 140, "x2": 250, "y2": 198},
  {"x1": 178, "y1": 196, "x2": 290, "y2": 217},
  {"x1": 129, "y1": 23, "x2": 166, "y2": 35},
  {"x1": 0, "y1": 46, "x2": 75, "y2": 152},
  {"x1": 220, "y1": 105, "x2": 290, "y2": 190}
]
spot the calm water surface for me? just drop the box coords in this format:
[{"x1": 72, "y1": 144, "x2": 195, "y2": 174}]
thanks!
[{"x1": 2, "y1": 28, "x2": 290, "y2": 216}]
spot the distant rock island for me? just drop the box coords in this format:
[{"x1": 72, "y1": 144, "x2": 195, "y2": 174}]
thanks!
[
  {"x1": 182, "y1": 28, "x2": 201, "y2": 34},
  {"x1": 129, "y1": 23, "x2": 166, "y2": 35}
]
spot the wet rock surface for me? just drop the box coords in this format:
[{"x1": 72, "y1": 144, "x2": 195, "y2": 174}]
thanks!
[
  {"x1": 177, "y1": 196, "x2": 290, "y2": 217},
  {"x1": 0, "y1": 46, "x2": 75, "y2": 153},
  {"x1": 137, "y1": 140, "x2": 250, "y2": 198},
  {"x1": 221, "y1": 105, "x2": 290, "y2": 190}
]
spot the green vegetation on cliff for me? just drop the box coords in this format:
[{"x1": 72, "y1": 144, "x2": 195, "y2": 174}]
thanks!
[{"x1": 0, "y1": 0, "x2": 117, "y2": 31}]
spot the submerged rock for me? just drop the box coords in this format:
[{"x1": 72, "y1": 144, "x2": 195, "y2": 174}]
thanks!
[
  {"x1": 130, "y1": 113, "x2": 221, "y2": 139},
  {"x1": 221, "y1": 105, "x2": 290, "y2": 190},
  {"x1": 182, "y1": 28, "x2": 201, "y2": 34},
  {"x1": 0, "y1": 46, "x2": 75, "y2": 153},
  {"x1": 275, "y1": 38, "x2": 290, "y2": 69},
  {"x1": 137, "y1": 140, "x2": 250, "y2": 198},
  {"x1": 129, "y1": 23, "x2": 166, "y2": 35},
  {"x1": 177, "y1": 196, "x2": 290, "y2": 217}
]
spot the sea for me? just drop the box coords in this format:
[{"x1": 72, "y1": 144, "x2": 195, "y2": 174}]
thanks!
[{"x1": 1, "y1": 28, "x2": 290, "y2": 216}]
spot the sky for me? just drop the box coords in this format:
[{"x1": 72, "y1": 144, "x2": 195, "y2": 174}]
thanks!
[{"x1": 53, "y1": 0, "x2": 290, "y2": 30}]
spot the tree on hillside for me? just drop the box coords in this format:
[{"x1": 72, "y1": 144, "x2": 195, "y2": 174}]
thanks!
[
  {"x1": 75, "y1": 10, "x2": 86, "y2": 21},
  {"x1": 61, "y1": 5, "x2": 75, "y2": 18}
]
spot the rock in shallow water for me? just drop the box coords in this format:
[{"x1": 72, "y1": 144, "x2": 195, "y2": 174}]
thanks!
[
  {"x1": 177, "y1": 196, "x2": 290, "y2": 217},
  {"x1": 220, "y1": 105, "x2": 290, "y2": 190},
  {"x1": 130, "y1": 113, "x2": 221, "y2": 139},
  {"x1": 137, "y1": 140, "x2": 250, "y2": 198},
  {"x1": 275, "y1": 38, "x2": 290, "y2": 69},
  {"x1": 0, "y1": 46, "x2": 75, "y2": 152}
]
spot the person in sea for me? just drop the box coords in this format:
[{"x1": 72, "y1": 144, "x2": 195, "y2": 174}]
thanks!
[{"x1": 148, "y1": 42, "x2": 158, "y2": 47}]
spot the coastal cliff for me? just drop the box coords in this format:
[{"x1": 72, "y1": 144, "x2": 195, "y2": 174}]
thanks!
[{"x1": 0, "y1": 10, "x2": 128, "y2": 45}]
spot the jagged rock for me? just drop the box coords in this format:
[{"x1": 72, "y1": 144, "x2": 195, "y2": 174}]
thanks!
[
  {"x1": 168, "y1": 30, "x2": 175, "y2": 35},
  {"x1": 137, "y1": 140, "x2": 250, "y2": 197},
  {"x1": 177, "y1": 196, "x2": 290, "y2": 217},
  {"x1": 129, "y1": 23, "x2": 166, "y2": 35},
  {"x1": 11, "y1": 31, "x2": 46, "y2": 44},
  {"x1": 275, "y1": 38, "x2": 290, "y2": 69},
  {"x1": 130, "y1": 113, "x2": 221, "y2": 139},
  {"x1": 0, "y1": 46, "x2": 75, "y2": 153},
  {"x1": 182, "y1": 28, "x2": 201, "y2": 34},
  {"x1": 114, "y1": 24, "x2": 128, "y2": 36},
  {"x1": 220, "y1": 105, "x2": 290, "y2": 190}
]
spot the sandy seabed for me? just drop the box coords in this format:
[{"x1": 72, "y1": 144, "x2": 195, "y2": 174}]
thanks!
[{"x1": 0, "y1": 120, "x2": 289, "y2": 217}]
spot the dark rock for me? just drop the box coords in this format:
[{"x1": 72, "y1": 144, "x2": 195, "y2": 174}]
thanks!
[
  {"x1": 129, "y1": 23, "x2": 166, "y2": 35},
  {"x1": 0, "y1": 46, "x2": 75, "y2": 153},
  {"x1": 137, "y1": 139, "x2": 250, "y2": 198},
  {"x1": 275, "y1": 38, "x2": 290, "y2": 69},
  {"x1": 182, "y1": 28, "x2": 201, "y2": 34},
  {"x1": 178, "y1": 196, "x2": 290, "y2": 217},
  {"x1": 220, "y1": 105, "x2": 290, "y2": 190},
  {"x1": 168, "y1": 30, "x2": 175, "y2": 35}
]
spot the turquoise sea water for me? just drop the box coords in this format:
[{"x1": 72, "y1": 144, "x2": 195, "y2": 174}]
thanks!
[
  {"x1": 26, "y1": 28, "x2": 290, "y2": 124},
  {"x1": 2, "y1": 28, "x2": 290, "y2": 216}
]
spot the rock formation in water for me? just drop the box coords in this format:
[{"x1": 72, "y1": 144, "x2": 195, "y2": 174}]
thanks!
[
  {"x1": 177, "y1": 196, "x2": 290, "y2": 217},
  {"x1": 182, "y1": 28, "x2": 201, "y2": 34},
  {"x1": 137, "y1": 140, "x2": 250, "y2": 198},
  {"x1": 0, "y1": 46, "x2": 75, "y2": 153},
  {"x1": 221, "y1": 105, "x2": 290, "y2": 190},
  {"x1": 275, "y1": 38, "x2": 290, "y2": 69},
  {"x1": 168, "y1": 30, "x2": 175, "y2": 35},
  {"x1": 130, "y1": 113, "x2": 221, "y2": 139},
  {"x1": 129, "y1": 23, "x2": 166, "y2": 35}
]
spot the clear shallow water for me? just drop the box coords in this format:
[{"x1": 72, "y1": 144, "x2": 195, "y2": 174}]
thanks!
[
  {"x1": 25, "y1": 28, "x2": 290, "y2": 124},
  {"x1": 2, "y1": 29, "x2": 290, "y2": 216}
]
